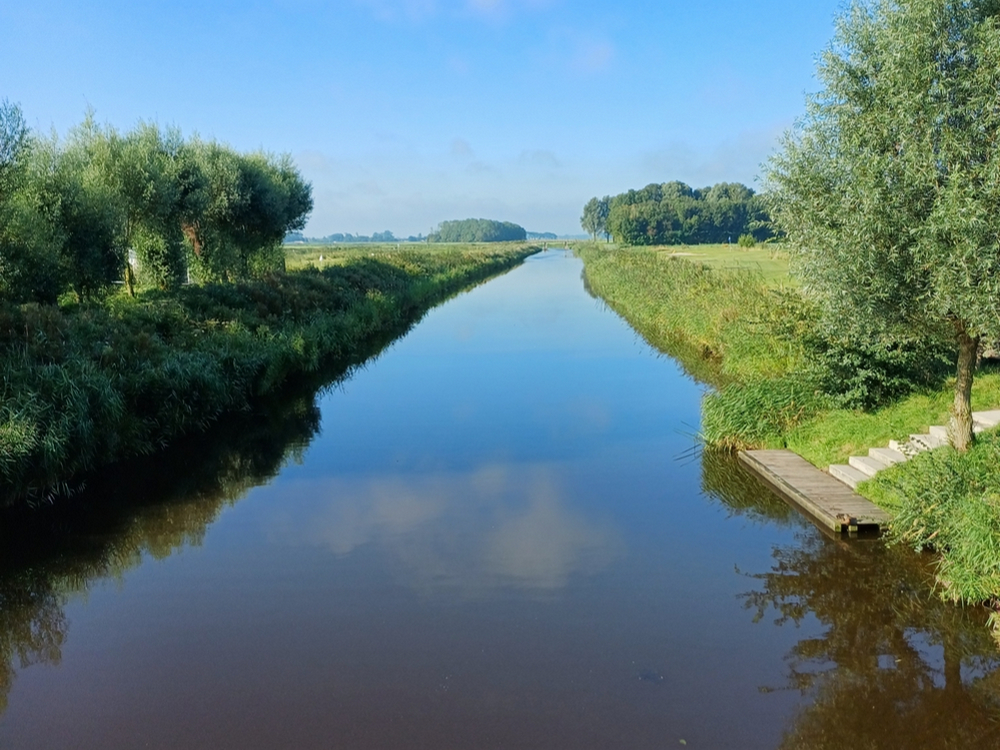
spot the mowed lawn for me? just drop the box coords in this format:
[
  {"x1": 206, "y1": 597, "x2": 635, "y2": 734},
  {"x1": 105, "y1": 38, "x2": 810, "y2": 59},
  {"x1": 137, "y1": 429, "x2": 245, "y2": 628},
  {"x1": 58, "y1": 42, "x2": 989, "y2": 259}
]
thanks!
[{"x1": 650, "y1": 243, "x2": 792, "y2": 285}]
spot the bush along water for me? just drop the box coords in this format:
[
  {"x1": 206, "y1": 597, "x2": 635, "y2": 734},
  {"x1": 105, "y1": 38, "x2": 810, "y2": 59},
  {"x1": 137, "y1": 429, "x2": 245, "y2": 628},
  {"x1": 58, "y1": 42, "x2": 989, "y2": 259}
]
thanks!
[
  {"x1": 576, "y1": 244, "x2": 955, "y2": 452},
  {"x1": 0, "y1": 246, "x2": 536, "y2": 504},
  {"x1": 863, "y1": 432, "x2": 1000, "y2": 632}
]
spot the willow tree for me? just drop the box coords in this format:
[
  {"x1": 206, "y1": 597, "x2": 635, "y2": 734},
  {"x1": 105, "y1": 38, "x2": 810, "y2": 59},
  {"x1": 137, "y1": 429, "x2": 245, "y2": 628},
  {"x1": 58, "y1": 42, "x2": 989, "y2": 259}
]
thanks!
[{"x1": 767, "y1": 0, "x2": 1000, "y2": 451}]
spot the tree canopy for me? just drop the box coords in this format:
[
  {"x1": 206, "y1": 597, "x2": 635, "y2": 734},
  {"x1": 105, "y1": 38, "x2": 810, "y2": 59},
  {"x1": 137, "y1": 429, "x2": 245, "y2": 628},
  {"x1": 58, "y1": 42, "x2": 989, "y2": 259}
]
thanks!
[
  {"x1": 594, "y1": 181, "x2": 771, "y2": 246},
  {"x1": 0, "y1": 103, "x2": 312, "y2": 303},
  {"x1": 766, "y1": 0, "x2": 1000, "y2": 450},
  {"x1": 429, "y1": 218, "x2": 526, "y2": 243}
]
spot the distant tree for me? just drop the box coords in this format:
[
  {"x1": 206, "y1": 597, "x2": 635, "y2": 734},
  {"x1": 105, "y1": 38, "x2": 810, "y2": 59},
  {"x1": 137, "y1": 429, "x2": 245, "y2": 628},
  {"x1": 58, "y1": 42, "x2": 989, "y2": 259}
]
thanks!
[
  {"x1": 581, "y1": 197, "x2": 600, "y2": 240},
  {"x1": 580, "y1": 197, "x2": 610, "y2": 241},
  {"x1": 766, "y1": 0, "x2": 1000, "y2": 451},
  {"x1": 601, "y1": 181, "x2": 768, "y2": 246},
  {"x1": 430, "y1": 219, "x2": 526, "y2": 243}
]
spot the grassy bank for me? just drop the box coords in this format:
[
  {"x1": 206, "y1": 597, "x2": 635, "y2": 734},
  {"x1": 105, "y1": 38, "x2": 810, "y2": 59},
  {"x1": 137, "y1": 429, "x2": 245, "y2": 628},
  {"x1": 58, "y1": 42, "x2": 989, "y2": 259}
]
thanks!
[
  {"x1": 0, "y1": 244, "x2": 536, "y2": 504},
  {"x1": 577, "y1": 243, "x2": 994, "y2": 466},
  {"x1": 578, "y1": 242, "x2": 1000, "y2": 621}
]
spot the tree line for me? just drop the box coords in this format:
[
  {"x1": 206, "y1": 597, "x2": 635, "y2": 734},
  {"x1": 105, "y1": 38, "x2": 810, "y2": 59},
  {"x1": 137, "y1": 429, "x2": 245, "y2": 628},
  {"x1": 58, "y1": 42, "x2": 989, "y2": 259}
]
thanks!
[
  {"x1": 285, "y1": 230, "x2": 412, "y2": 244},
  {"x1": 0, "y1": 101, "x2": 312, "y2": 303},
  {"x1": 581, "y1": 181, "x2": 772, "y2": 245},
  {"x1": 430, "y1": 218, "x2": 526, "y2": 243}
]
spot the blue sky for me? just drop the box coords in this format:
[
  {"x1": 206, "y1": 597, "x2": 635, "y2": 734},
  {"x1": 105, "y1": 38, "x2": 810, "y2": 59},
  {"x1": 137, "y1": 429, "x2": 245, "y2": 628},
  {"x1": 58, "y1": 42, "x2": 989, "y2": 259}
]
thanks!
[{"x1": 2, "y1": 0, "x2": 843, "y2": 236}]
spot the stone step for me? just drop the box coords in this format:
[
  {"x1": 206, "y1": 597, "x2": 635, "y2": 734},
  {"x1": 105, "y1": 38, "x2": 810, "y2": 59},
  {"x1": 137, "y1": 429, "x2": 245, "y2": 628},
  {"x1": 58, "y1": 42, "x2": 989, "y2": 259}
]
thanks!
[
  {"x1": 849, "y1": 455, "x2": 885, "y2": 478},
  {"x1": 973, "y1": 410, "x2": 1000, "y2": 428},
  {"x1": 889, "y1": 438, "x2": 924, "y2": 457},
  {"x1": 829, "y1": 464, "x2": 869, "y2": 489},
  {"x1": 929, "y1": 425, "x2": 949, "y2": 441},
  {"x1": 869, "y1": 447, "x2": 907, "y2": 467},
  {"x1": 910, "y1": 433, "x2": 947, "y2": 451}
]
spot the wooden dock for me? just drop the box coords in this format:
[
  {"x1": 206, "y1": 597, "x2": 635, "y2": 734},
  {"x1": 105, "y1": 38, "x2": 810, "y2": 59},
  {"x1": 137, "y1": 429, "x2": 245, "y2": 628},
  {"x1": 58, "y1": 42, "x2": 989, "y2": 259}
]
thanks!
[{"x1": 739, "y1": 449, "x2": 892, "y2": 535}]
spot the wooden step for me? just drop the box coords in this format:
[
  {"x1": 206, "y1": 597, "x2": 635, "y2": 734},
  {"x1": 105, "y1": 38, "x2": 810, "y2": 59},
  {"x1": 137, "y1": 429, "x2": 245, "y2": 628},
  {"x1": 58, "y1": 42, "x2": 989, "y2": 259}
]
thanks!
[{"x1": 739, "y1": 450, "x2": 891, "y2": 534}]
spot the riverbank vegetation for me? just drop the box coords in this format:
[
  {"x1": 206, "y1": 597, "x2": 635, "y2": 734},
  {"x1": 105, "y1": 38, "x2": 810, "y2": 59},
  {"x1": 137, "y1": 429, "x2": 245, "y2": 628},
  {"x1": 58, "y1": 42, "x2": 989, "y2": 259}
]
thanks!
[
  {"x1": 0, "y1": 101, "x2": 312, "y2": 301},
  {"x1": 579, "y1": 241, "x2": 1000, "y2": 623},
  {"x1": 0, "y1": 100, "x2": 537, "y2": 502},
  {"x1": 580, "y1": 0, "x2": 1000, "y2": 629},
  {"x1": 577, "y1": 243, "x2": 986, "y2": 467},
  {"x1": 0, "y1": 244, "x2": 534, "y2": 503}
]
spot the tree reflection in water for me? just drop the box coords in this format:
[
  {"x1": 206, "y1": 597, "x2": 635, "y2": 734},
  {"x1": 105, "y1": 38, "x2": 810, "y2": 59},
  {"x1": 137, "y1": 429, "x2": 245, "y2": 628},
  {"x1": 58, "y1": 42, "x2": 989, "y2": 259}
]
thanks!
[
  {"x1": 0, "y1": 311, "x2": 425, "y2": 717},
  {"x1": 702, "y1": 450, "x2": 1000, "y2": 749},
  {"x1": 0, "y1": 390, "x2": 322, "y2": 715}
]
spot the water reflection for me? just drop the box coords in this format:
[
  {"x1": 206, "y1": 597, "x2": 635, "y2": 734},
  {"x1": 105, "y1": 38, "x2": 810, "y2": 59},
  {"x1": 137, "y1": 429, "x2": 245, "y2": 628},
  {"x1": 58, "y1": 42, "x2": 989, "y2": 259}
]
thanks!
[
  {"x1": 5, "y1": 251, "x2": 1000, "y2": 748},
  {"x1": 0, "y1": 391, "x2": 322, "y2": 714},
  {"x1": 703, "y1": 450, "x2": 1000, "y2": 748},
  {"x1": 281, "y1": 464, "x2": 621, "y2": 594}
]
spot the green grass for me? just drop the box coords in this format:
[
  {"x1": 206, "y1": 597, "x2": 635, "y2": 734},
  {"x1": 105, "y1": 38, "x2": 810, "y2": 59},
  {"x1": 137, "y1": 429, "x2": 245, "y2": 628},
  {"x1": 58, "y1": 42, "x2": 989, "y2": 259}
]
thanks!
[
  {"x1": 576, "y1": 242, "x2": 970, "y2": 460},
  {"x1": 283, "y1": 241, "x2": 540, "y2": 272},
  {"x1": 284, "y1": 242, "x2": 414, "y2": 271},
  {"x1": 787, "y1": 370, "x2": 1000, "y2": 468},
  {"x1": 0, "y1": 245, "x2": 536, "y2": 504},
  {"x1": 577, "y1": 244, "x2": 807, "y2": 386},
  {"x1": 647, "y1": 243, "x2": 793, "y2": 285},
  {"x1": 861, "y1": 431, "x2": 1000, "y2": 612}
]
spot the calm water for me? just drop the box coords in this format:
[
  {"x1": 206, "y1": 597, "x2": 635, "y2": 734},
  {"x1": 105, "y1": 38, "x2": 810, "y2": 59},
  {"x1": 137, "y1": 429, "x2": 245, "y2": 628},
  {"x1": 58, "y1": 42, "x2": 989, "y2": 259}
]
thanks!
[{"x1": 1, "y1": 251, "x2": 999, "y2": 749}]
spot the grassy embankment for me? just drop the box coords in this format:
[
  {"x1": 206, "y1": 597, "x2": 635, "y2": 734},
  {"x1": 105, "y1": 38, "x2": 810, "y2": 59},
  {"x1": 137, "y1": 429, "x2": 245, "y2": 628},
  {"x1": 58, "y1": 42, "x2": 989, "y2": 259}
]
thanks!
[
  {"x1": 0, "y1": 244, "x2": 537, "y2": 504},
  {"x1": 579, "y1": 242, "x2": 1000, "y2": 618}
]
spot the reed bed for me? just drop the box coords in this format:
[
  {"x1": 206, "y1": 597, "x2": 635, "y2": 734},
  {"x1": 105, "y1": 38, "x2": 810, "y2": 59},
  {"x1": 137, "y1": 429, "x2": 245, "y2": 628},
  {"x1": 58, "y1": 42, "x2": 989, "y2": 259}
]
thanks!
[{"x1": 0, "y1": 246, "x2": 536, "y2": 504}]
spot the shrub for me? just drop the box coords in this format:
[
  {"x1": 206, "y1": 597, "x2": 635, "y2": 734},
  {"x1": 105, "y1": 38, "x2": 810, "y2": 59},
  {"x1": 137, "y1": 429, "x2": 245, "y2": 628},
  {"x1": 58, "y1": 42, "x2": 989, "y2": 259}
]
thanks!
[{"x1": 701, "y1": 373, "x2": 830, "y2": 450}]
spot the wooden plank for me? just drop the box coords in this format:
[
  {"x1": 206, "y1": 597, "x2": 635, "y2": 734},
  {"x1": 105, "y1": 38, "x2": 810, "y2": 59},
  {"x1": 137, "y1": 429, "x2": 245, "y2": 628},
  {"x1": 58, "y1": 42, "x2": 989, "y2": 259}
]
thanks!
[{"x1": 738, "y1": 449, "x2": 892, "y2": 535}]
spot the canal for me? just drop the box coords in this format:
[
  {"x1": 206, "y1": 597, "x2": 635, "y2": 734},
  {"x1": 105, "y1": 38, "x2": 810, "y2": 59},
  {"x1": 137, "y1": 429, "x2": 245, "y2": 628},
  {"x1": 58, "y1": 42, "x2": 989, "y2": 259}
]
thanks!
[{"x1": 0, "y1": 250, "x2": 998, "y2": 748}]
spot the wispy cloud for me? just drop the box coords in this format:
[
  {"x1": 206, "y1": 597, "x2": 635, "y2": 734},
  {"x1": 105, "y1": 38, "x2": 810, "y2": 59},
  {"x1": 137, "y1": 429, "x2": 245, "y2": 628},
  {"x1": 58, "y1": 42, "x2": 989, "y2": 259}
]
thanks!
[
  {"x1": 353, "y1": 0, "x2": 439, "y2": 22},
  {"x1": 518, "y1": 149, "x2": 561, "y2": 169},
  {"x1": 356, "y1": 0, "x2": 553, "y2": 23},
  {"x1": 568, "y1": 34, "x2": 614, "y2": 73},
  {"x1": 639, "y1": 124, "x2": 789, "y2": 188},
  {"x1": 450, "y1": 137, "x2": 475, "y2": 159},
  {"x1": 272, "y1": 463, "x2": 622, "y2": 594}
]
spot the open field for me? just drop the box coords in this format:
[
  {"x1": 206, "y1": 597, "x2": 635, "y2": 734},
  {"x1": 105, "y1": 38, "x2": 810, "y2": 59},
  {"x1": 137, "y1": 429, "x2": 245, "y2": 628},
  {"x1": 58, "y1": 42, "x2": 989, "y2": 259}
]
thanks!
[
  {"x1": 284, "y1": 241, "x2": 542, "y2": 272},
  {"x1": 648, "y1": 243, "x2": 792, "y2": 285}
]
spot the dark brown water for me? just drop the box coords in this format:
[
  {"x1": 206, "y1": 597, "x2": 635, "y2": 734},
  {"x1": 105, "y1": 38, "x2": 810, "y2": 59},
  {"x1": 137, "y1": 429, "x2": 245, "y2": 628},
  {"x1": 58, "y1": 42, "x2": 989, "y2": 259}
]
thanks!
[{"x1": 1, "y1": 251, "x2": 999, "y2": 749}]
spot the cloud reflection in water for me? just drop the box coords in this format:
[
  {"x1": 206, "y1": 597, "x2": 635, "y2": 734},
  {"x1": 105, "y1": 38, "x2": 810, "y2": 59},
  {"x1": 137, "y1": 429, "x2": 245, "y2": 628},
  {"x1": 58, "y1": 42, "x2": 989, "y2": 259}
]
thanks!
[{"x1": 275, "y1": 464, "x2": 622, "y2": 595}]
